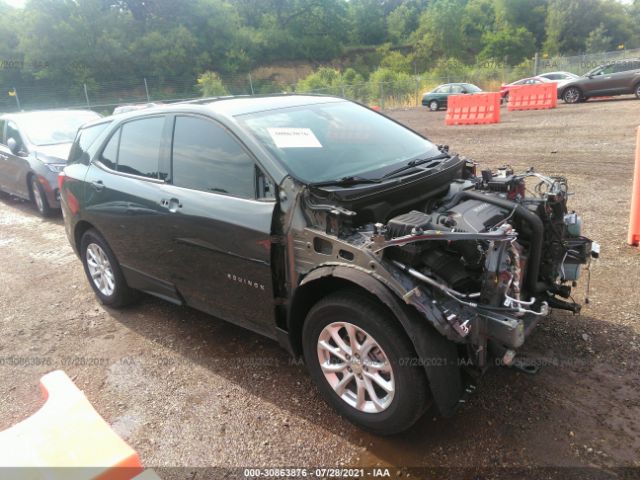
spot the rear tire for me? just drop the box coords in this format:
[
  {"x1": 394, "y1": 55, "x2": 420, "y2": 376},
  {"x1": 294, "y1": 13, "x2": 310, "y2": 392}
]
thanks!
[
  {"x1": 428, "y1": 100, "x2": 439, "y2": 111},
  {"x1": 302, "y1": 290, "x2": 429, "y2": 435},
  {"x1": 635, "y1": 82, "x2": 640, "y2": 99},
  {"x1": 80, "y1": 229, "x2": 138, "y2": 308},
  {"x1": 30, "y1": 176, "x2": 52, "y2": 217}
]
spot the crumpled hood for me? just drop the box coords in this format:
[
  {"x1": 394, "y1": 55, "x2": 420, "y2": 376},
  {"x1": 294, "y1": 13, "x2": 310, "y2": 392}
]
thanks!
[{"x1": 34, "y1": 143, "x2": 72, "y2": 164}]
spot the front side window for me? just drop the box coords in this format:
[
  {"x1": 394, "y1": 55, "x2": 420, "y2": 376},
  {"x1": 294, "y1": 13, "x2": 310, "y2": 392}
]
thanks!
[
  {"x1": 238, "y1": 100, "x2": 441, "y2": 184},
  {"x1": 435, "y1": 86, "x2": 450, "y2": 94},
  {"x1": 171, "y1": 116, "x2": 256, "y2": 198},
  {"x1": 117, "y1": 117, "x2": 166, "y2": 179},
  {"x1": 6, "y1": 122, "x2": 25, "y2": 152}
]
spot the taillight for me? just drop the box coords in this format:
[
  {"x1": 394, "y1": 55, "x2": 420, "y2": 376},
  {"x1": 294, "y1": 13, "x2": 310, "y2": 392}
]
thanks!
[{"x1": 57, "y1": 171, "x2": 66, "y2": 191}]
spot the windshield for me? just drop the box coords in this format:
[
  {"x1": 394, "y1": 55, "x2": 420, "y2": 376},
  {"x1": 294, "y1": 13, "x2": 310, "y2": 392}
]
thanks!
[
  {"x1": 238, "y1": 101, "x2": 441, "y2": 184},
  {"x1": 18, "y1": 111, "x2": 100, "y2": 146}
]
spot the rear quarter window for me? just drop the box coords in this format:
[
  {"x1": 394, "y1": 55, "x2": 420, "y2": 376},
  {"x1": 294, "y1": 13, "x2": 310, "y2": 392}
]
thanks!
[{"x1": 68, "y1": 122, "x2": 110, "y2": 165}]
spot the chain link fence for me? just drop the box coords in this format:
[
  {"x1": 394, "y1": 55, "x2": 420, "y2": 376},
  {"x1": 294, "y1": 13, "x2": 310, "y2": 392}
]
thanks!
[
  {"x1": 534, "y1": 47, "x2": 640, "y2": 76},
  {"x1": 2, "y1": 47, "x2": 638, "y2": 113}
]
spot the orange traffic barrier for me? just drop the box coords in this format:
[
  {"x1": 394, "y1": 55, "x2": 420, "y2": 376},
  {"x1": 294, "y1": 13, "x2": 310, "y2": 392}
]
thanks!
[
  {"x1": 628, "y1": 126, "x2": 640, "y2": 246},
  {"x1": 0, "y1": 370, "x2": 144, "y2": 480},
  {"x1": 508, "y1": 83, "x2": 557, "y2": 111},
  {"x1": 445, "y1": 92, "x2": 500, "y2": 126}
]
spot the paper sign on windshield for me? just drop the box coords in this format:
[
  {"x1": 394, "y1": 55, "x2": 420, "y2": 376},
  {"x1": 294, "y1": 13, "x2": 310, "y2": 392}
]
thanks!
[{"x1": 268, "y1": 128, "x2": 322, "y2": 148}]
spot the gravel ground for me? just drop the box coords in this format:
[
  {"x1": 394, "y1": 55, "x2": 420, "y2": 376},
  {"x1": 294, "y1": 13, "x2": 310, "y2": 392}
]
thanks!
[{"x1": 0, "y1": 98, "x2": 639, "y2": 479}]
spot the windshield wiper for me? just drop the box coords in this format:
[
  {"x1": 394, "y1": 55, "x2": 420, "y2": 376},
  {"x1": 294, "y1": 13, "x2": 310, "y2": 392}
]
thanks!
[
  {"x1": 381, "y1": 152, "x2": 451, "y2": 179},
  {"x1": 310, "y1": 176, "x2": 382, "y2": 187}
]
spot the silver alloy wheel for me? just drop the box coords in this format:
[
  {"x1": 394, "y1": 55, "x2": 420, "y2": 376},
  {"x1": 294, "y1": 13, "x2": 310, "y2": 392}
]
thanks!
[
  {"x1": 564, "y1": 87, "x2": 580, "y2": 103},
  {"x1": 31, "y1": 178, "x2": 44, "y2": 213},
  {"x1": 317, "y1": 321, "x2": 395, "y2": 413},
  {"x1": 429, "y1": 100, "x2": 439, "y2": 111},
  {"x1": 86, "y1": 243, "x2": 115, "y2": 296}
]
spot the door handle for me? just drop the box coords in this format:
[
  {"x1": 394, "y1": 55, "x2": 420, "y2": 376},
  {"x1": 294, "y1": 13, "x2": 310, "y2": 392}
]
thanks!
[
  {"x1": 161, "y1": 197, "x2": 182, "y2": 213},
  {"x1": 91, "y1": 180, "x2": 104, "y2": 192}
]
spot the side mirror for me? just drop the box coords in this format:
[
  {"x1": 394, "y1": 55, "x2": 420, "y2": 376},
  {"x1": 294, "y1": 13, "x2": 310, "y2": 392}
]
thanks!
[{"x1": 7, "y1": 137, "x2": 19, "y2": 155}]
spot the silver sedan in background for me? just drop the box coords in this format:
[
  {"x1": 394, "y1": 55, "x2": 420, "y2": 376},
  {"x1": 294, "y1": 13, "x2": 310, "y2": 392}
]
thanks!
[{"x1": 0, "y1": 110, "x2": 100, "y2": 216}]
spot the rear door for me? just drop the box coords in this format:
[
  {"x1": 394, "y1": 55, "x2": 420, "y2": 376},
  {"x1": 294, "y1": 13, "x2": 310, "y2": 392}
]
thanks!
[
  {"x1": 160, "y1": 114, "x2": 278, "y2": 337},
  {"x1": 613, "y1": 60, "x2": 640, "y2": 93},
  {"x1": 83, "y1": 114, "x2": 179, "y2": 301}
]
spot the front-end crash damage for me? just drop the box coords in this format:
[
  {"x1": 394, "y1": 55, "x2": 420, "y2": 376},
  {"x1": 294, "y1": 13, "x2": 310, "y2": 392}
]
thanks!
[{"x1": 278, "y1": 153, "x2": 598, "y2": 413}]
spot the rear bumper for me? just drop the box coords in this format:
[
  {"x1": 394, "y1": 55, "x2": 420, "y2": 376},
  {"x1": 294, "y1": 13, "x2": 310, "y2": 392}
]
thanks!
[{"x1": 35, "y1": 171, "x2": 61, "y2": 209}]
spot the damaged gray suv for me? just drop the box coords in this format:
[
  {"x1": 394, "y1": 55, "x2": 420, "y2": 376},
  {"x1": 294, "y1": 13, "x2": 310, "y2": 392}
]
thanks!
[{"x1": 60, "y1": 95, "x2": 596, "y2": 434}]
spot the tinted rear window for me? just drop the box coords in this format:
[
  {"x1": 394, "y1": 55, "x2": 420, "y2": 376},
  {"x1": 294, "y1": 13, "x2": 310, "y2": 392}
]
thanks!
[{"x1": 68, "y1": 122, "x2": 110, "y2": 164}]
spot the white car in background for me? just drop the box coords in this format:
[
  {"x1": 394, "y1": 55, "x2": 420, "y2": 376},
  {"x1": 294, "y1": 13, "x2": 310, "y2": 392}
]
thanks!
[{"x1": 536, "y1": 71, "x2": 580, "y2": 89}]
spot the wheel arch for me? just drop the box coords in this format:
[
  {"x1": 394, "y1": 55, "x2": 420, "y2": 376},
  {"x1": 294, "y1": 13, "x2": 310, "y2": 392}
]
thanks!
[
  {"x1": 287, "y1": 265, "x2": 464, "y2": 417},
  {"x1": 288, "y1": 266, "x2": 412, "y2": 357},
  {"x1": 26, "y1": 171, "x2": 35, "y2": 201},
  {"x1": 74, "y1": 220, "x2": 98, "y2": 254}
]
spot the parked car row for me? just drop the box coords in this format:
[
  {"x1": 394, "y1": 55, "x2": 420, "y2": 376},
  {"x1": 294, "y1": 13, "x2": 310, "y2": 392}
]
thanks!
[
  {"x1": 422, "y1": 58, "x2": 640, "y2": 110},
  {"x1": 0, "y1": 95, "x2": 598, "y2": 435},
  {"x1": 0, "y1": 110, "x2": 101, "y2": 215}
]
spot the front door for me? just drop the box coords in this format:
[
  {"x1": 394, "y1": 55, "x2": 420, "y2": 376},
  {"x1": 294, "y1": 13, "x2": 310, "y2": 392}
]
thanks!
[
  {"x1": 162, "y1": 114, "x2": 277, "y2": 337},
  {"x1": 1, "y1": 122, "x2": 30, "y2": 198},
  {"x1": 583, "y1": 64, "x2": 617, "y2": 96}
]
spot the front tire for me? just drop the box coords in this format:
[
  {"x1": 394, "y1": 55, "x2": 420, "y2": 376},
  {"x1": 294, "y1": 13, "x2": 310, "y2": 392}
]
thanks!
[
  {"x1": 302, "y1": 290, "x2": 429, "y2": 435},
  {"x1": 80, "y1": 229, "x2": 138, "y2": 308},
  {"x1": 30, "y1": 176, "x2": 52, "y2": 217},
  {"x1": 563, "y1": 87, "x2": 582, "y2": 104},
  {"x1": 428, "y1": 100, "x2": 439, "y2": 111},
  {"x1": 635, "y1": 82, "x2": 640, "y2": 99}
]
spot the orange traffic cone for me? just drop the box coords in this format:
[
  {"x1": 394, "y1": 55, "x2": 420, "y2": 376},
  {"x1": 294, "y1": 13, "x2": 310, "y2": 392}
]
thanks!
[
  {"x1": 0, "y1": 370, "x2": 144, "y2": 480},
  {"x1": 629, "y1": 126, "x2": 640, "y2": 247}
]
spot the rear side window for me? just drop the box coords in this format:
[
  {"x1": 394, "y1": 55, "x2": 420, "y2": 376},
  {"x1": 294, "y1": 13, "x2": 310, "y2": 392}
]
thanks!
[
  {"x1": 100, "y1": 129, "x2": 119, "y2": 170},
  {"x1": 117, "y1": 117, "x2": 166, "y2": 179},
  {"x1": 68, "y1": 122, "x2": 110, "y2": 164},
  {"x1": 171, "y1": 116, "x2": 255, "y2": 198}
]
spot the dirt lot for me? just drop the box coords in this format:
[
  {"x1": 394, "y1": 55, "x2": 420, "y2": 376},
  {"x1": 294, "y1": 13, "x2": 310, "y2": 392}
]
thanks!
[{"x1": 1, "y1": 98, "x2": 639, "y2": 479}]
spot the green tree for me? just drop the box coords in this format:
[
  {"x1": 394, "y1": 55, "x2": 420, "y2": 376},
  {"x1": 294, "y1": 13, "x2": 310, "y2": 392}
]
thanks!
[
  {"x1": 413, "y1": 0, "x2": 467, "y2": 64},
  {"x1": 480, "y1": 26, "x2": 536, "y2": 64},
  {"x1": 585, "y1": 24, "x2": 612, "y2": 53},
  {"x1": 544, "y1": 0, "x2": 601, "y2": 54},
  {"x1": 197, "y1": 71, "x2": 229, "y2": 96}
]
